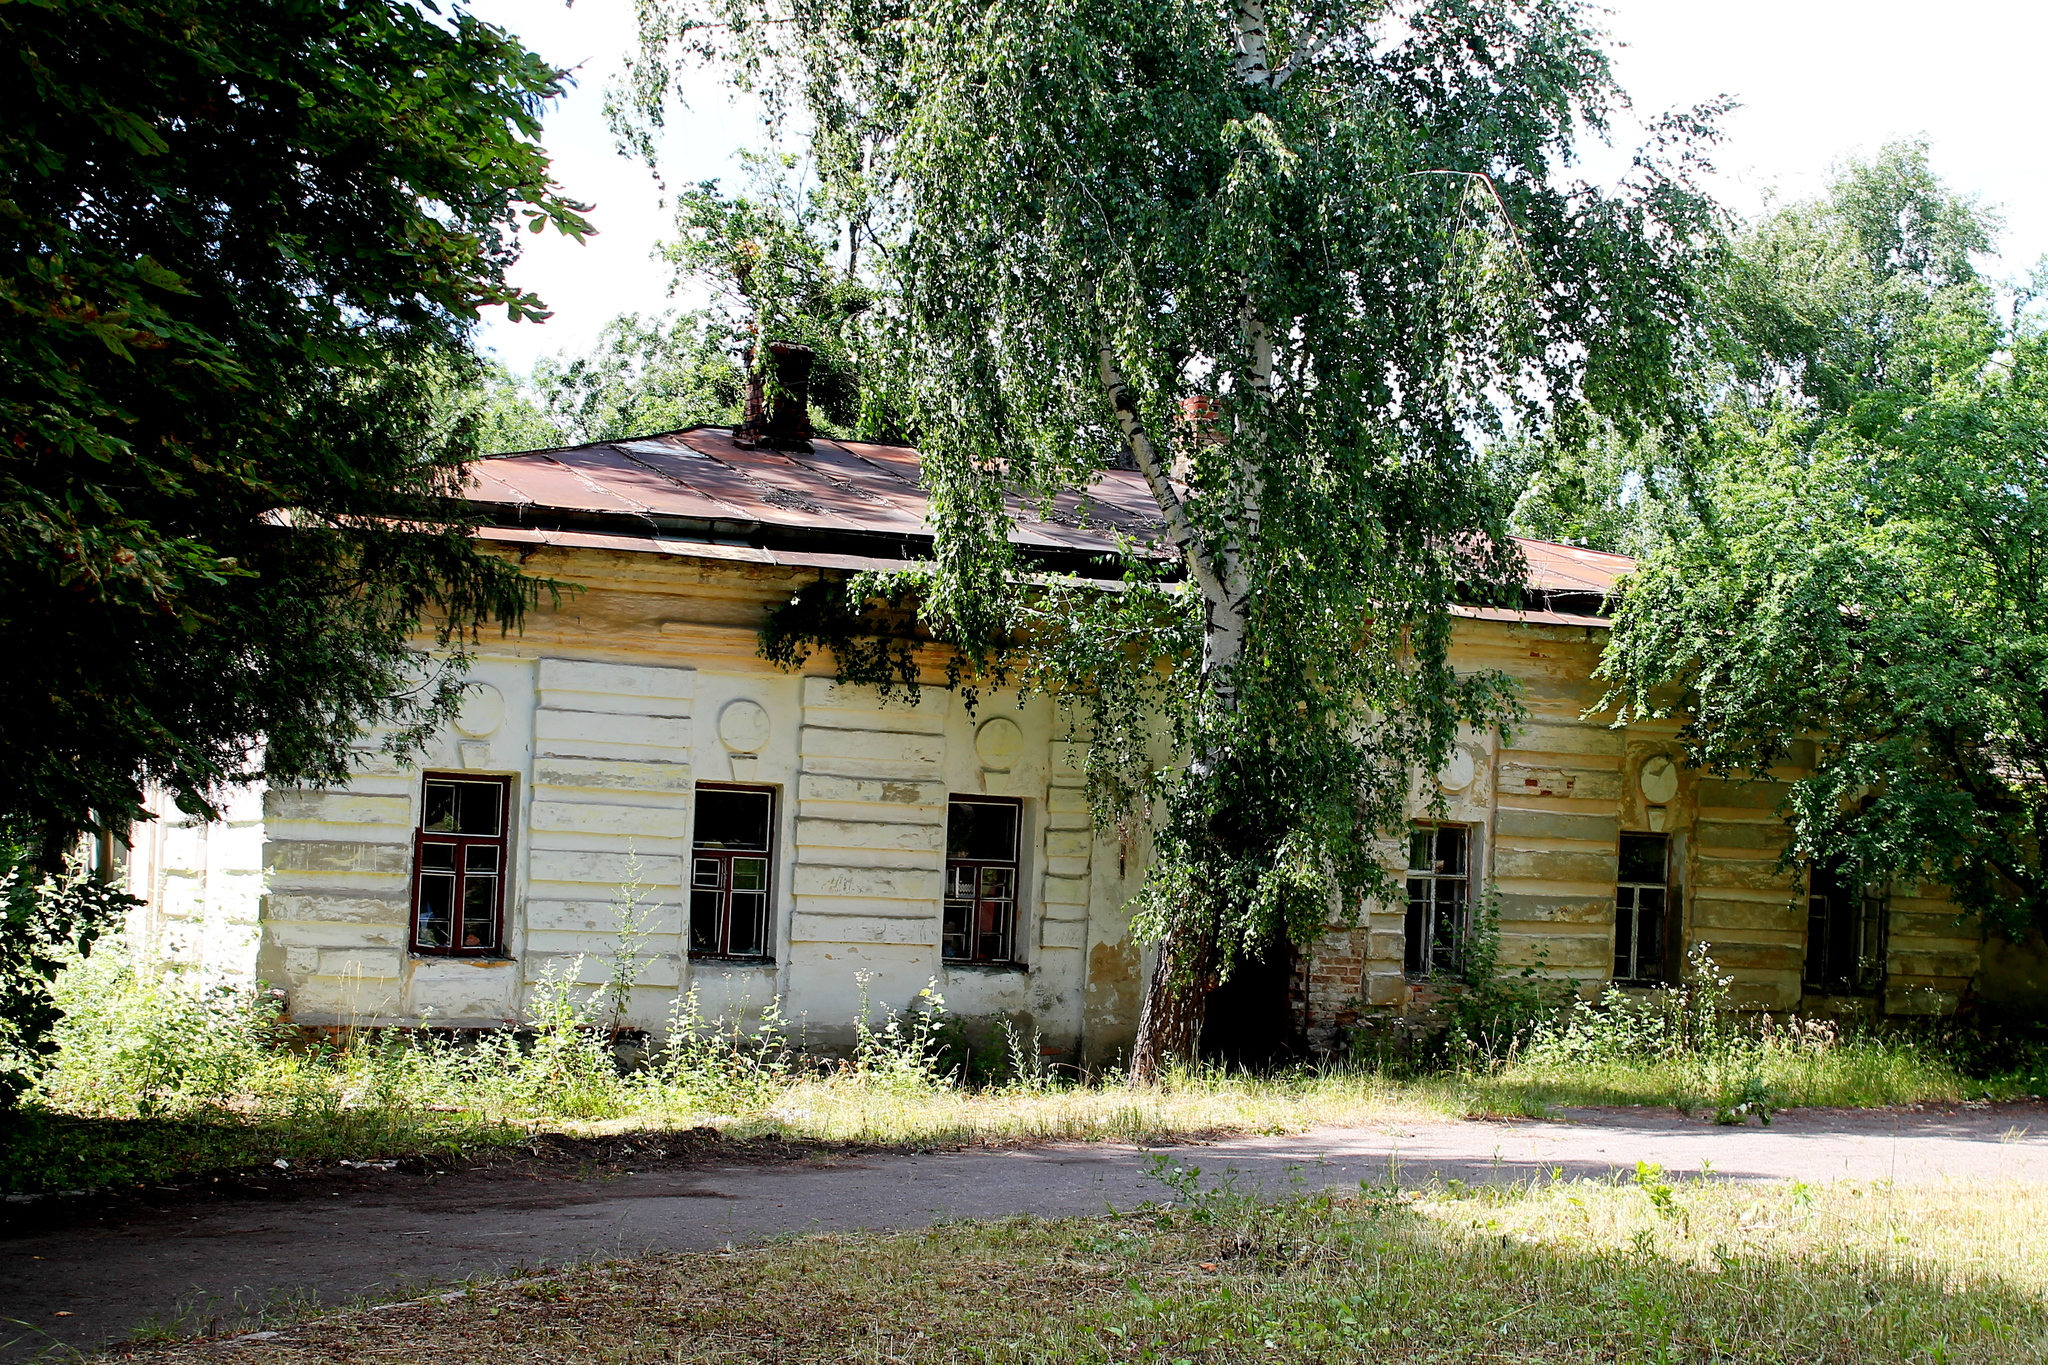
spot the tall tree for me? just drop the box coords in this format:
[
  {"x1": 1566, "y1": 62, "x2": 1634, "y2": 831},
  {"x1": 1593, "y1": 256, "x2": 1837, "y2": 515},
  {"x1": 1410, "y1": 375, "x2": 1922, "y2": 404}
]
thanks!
[
  {"x1": 1, "y1": 0, "x2": 591, "y2": 854},
  {"x1": 624, "y1": 0, "x2": 1720, "y2": 1075},
  {"x1": 1603, "y1": 145, "x2": 2048, "y2": 941},
  {"x1": 663, "y1": 155, "x2": 890, "y2": 436}
]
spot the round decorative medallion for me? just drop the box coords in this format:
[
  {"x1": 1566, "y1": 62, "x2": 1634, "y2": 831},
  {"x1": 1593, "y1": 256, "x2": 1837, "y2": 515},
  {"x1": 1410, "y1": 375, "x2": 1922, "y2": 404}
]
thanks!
[
  {"x1": 718, "y1": 698, "x2": 772, "y2": 753},
  {"x1": 1640, "y1": 754, "x2": 1679, "y2": 805},
  {"x1": 1436, "y1": 746, "x2": 1476, "y2": 792},
  {"x1": 975, "y1": 715, "x2": 1025, "y2": 771},
  {"x1": 452, "y1": 682, "x2": 505, "y2": 738}
]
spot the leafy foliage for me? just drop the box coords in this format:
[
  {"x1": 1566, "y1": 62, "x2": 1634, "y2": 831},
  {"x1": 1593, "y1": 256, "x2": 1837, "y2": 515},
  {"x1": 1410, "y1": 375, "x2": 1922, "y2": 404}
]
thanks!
[
  {"x1": 662, "y1": 154, "x2": 892, "y2": 436},
  {"x1": 626, "y1": 0, "x2": 1722, "y2": 1069},
  {"x1": 0, "y1": 0, "x2": 591, "y2": 842},
  {"x1": 472, "y1": 313, "x2": 749, "y2": 452},
  {"x1": 470, "y1": 156, "x2": 897, "y2": 453},
  {"x1": 1496, "y1": 424, "x2": 1699, "y2": 558},
  {"x1": 0, "y1": 849, "x2": 135, "y2": 1107},
  {"x1": 1601, "y1": 143, "x2": 2048, "y2": 937}
]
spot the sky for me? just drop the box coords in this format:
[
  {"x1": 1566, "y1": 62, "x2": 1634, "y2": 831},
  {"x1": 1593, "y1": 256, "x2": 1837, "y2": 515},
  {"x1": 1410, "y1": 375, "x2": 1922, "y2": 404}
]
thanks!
[{"x1": 469, "y1": 0, "x2": 2048, "y2": 373}]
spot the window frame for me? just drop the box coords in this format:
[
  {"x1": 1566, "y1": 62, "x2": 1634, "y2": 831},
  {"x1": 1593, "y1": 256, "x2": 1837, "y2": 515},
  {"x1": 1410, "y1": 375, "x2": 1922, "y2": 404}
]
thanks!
[
  {"x1": 1613, "y1": 833, "x2": 1674, "y2": 985},
  {"x1": 1804, "y1": 864, "x2": 1888, "y2": 996},
  {"x1": 1404, "y1": 822, "x2": 1471, "y2": 978},
  {"x1": 944, "y1": 795, "x2": 1025, "y2": 967},
  {"x1": 409, "y1": 773, "x2": 512, "y2": 958},
  {"x1": 689, "y1": 783, "x2": 778, "y2": 962}
]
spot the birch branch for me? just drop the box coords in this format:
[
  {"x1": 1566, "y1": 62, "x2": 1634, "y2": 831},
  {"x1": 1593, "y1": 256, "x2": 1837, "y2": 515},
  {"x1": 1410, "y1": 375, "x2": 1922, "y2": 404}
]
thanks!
[
  {"x1": 1271, "y1": 23, "x2": 1336, "y2": 88},
  {"x1": 1096, "y1": 343, "x2": 1228, "y2": 603}
]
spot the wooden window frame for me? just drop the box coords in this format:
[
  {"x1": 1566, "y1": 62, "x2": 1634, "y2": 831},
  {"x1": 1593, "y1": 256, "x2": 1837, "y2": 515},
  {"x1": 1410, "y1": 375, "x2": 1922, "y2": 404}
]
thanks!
[
  {"x1": 1614, "y1": 833, "x2": 1675, "y2": 985},
  {"x1": 689, "y1": 783, "x2": 777, "y2": 961},
  {"x1": 1805, "y1": 865, "x2": 1888, "y2": 996},
  {"x1": 1404, "y1": 822, "x2": 1470, "y2": 977},
  {"x1": 945, "y1": 795, "x2": 1024, "y2": 966},
  {"x1": 410, "y1": 773, "x2": 511, "y2": 958}
]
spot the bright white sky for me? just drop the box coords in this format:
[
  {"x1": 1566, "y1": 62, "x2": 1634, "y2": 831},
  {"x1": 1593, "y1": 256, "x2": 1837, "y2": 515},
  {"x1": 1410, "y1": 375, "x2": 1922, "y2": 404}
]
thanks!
[{"x1": 470, "y1": 0, "x2": 2048, "y2": 373}]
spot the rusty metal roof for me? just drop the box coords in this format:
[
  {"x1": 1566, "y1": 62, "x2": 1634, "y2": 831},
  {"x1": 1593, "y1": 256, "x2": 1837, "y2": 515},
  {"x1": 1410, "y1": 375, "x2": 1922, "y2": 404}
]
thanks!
[{"x1": 464, "y1": 426, "x2": 1633, "y2": 606}]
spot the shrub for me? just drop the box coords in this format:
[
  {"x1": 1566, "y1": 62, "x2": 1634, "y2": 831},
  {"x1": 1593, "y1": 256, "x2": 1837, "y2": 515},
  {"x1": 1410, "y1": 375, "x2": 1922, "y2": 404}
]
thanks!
[
  {"x1": 35, "y1": 941, "x2": 289, "y2": 1117},
  {"x1": 0, "y1": 849, "x2": 134, "y2": 1107}
]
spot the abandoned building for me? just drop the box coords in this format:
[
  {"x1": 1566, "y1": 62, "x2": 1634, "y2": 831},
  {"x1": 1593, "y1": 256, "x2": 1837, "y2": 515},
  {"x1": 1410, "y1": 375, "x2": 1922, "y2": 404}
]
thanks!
[{"x1": 121, "y1": 392, "x2": 2009, "y2": 1065}]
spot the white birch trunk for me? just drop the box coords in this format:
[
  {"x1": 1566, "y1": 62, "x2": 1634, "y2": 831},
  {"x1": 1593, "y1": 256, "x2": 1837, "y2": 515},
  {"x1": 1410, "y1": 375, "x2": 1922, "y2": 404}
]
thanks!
[{"x1": 1123, "y1": 1, "x2": 1287, "y2": 1079}]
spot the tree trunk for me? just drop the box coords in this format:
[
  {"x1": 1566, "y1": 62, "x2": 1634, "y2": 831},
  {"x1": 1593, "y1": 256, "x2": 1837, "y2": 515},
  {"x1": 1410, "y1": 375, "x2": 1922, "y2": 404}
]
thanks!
[
  {"x1": 1102, "y1": 341, "x2": 1251, "y2": 1082},
  {"x1": 1120, "y1": 0, "x2": 1285, "y2": 1085},
  {"x1": 1129, "y1": 916, "x2": 1217, "y2": 1083}
]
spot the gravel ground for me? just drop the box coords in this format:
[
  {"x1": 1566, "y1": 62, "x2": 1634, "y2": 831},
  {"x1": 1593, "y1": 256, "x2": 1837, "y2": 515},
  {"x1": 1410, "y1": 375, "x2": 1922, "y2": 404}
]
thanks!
[{"x1": 5, "y1": 1101, "x2": 2046, "y2": 1361}]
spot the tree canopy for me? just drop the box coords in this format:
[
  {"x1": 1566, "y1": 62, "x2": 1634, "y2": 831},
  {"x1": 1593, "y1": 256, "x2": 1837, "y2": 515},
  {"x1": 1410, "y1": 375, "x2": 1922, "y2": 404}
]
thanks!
[
  {"x1": 0, "y1": 0, "x2": 591, "y2": 851},
  {"x1": 1603, "y1": 143, "x2": 2048, "y2": 940},
  {"x1": 625, "y1": 0, "x2": 1722, "y2": 1070},
  {"x1": 472, "y1": 312, "x2": 747, "y2": 451},
  {"x1": 473, "y1": 156, "x2": 894, "y2": 453}
]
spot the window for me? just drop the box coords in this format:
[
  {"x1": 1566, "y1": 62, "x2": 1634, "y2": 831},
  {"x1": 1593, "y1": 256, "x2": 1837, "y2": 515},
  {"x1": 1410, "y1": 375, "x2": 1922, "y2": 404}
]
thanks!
[
  {"x1": 1614, "y1": 834, "x2": 1672, "y2": 984},
  {"x1": 1805, "y1": 865, "x2": 1887, "y2": 995},
  {"x1": 1405, "y1": 824, "x2": 1469, "y2": 976},
  {"x1": 412, "y1": 774, "x2": 510, "y2": 955},
  {"x1": 945, "y1": 797, "x2": 1021, "y2": 964},
  {"x1": 690, "y1": 786, "x2": 775, "y2": 959}
]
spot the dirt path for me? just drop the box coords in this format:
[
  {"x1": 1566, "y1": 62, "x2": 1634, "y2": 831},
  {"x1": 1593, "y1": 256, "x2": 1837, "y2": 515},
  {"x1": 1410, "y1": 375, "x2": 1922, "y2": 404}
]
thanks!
[{"x1": 6, "y1": 1102, "x2": 2046, "y2": 1361}]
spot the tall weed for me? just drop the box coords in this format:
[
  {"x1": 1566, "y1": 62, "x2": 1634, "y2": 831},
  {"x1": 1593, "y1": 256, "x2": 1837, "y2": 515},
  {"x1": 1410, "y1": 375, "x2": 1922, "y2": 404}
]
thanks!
[
  {"x1": 37, "y1": 943, "x2": 289, "y2": 1117},
  {"x1": 1506, "y1": 944, "x2": 1963, "y2": 1116}
]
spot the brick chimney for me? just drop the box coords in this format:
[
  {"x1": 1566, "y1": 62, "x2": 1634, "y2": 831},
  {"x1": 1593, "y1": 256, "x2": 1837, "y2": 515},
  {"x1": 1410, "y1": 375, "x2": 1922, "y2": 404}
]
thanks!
[{"x1": 738, "y1": 340, "x2": 814, "y2": 452}]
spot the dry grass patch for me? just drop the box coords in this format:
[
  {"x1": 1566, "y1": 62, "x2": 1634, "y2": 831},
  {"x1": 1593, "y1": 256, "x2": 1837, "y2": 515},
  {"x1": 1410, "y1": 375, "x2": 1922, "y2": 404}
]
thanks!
[{"x1": 134, "y1": 1176, "x2": 2048, "y2": 1364}]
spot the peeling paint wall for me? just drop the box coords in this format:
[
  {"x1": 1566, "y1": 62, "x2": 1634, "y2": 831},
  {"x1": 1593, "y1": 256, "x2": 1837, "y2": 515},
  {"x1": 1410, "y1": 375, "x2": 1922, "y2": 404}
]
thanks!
[
  {"x1": 134, "y1": 546, "x2": 1143, "y2": 1055},
  {"x1": 124, "y1": 783, "x2": 265, "y2": 984},
  {"x1": 1298, "y1": 615, "x2": 1985, "y2": 1042},
  {"x1": 127, "y1": 545, "x2": 1993, "y2": 1050}
]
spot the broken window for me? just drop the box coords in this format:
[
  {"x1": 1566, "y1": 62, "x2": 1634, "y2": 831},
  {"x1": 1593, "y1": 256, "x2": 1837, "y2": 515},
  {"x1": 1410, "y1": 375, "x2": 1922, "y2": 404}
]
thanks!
[
  {"x1": 1614, "y1": 833, "x2": 1672, "y2": 984},
  {"x1": 1404, "y1": 823, "x2": 1469, "y2": 976},
  {"x1": 412, "y1": 774, "x2": 510, "y2": 955},
  {"x1": 945, "y1": 797, "x2": 1021, "y2": 964},
  {"x1": 690, "y1": 786, "x2": 775, "y2": 959},
  {"x1": 1805, "y1": 865, "x2": 1887, "y2": 995}
]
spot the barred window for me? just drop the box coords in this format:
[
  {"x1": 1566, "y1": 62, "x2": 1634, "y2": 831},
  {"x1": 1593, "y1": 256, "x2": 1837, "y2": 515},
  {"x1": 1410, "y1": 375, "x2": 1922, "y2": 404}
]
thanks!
[
  {"x1": 690, "y1": 786, "x2": 775, "y2": 960},
  {"x1": 411, "y1": 774, "x2": 510, "y2": 956},
  {"x1": 1614, "y1": 834, "x2": 1671, "y2": 984},
  {"x1": 945, "y1": 797, "x2": 1021, "y2": 965},
  {"x1": 1405, "y1": 824, "x2": 1469, "y2": 976}
]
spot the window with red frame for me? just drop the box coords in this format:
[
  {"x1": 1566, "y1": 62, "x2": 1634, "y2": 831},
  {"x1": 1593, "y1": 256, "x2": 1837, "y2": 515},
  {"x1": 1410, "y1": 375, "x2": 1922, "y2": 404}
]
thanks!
[
  {"x1": 945, "y1": 797, "x2": 1022, "y2": 965},
  {"x1": 689, "y1": 785, "x2": 775, "y2": 959},
  {"x1": 411, "y1": 774, "x2": 510, "y2": 955}
]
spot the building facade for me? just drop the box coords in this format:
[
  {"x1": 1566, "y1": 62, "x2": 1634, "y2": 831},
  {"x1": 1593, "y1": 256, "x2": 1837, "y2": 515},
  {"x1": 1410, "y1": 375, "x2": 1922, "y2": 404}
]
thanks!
[{"x1": 124, "y1": 424, "x2": 1995, "y2": 1063}]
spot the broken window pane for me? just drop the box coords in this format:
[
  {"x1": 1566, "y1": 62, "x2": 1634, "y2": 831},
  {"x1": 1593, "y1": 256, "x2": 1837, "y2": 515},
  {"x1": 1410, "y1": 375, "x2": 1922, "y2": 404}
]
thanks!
[
  {"x1": 694, "y1": 788, "x2": 772, "y2": 850},
  {"x1": 1614, "y1": 834, "x2": 1671, "y2": 984},
  {"x1": 948, "y1": 800, "x2": 1018, "y2": 862},
  {"x1": 1404, "y1": 824, "x2": 1468, "y2": 976}
]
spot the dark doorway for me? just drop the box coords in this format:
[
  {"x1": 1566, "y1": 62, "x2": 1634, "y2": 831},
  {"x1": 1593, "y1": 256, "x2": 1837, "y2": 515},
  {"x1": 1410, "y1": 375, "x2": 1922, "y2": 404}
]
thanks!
[{"x1": 1201, "y1": 938, "x2": 1300, "y2": 1069}]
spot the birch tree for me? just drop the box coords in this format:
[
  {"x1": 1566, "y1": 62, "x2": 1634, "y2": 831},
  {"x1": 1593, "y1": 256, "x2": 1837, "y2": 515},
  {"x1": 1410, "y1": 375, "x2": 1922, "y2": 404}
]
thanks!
[{"x1": 621, "y1": 0, "x2": 1720, "y2": 1075}]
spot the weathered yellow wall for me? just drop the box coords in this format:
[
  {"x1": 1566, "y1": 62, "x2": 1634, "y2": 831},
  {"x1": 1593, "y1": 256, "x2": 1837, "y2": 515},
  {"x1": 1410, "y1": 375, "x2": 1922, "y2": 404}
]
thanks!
[
  {"x1": 1303, "y1": 612, "x2": 1986, "y2": 1032},
  {"x1": 138, "y1": 543, "x2": 1994, "y2": 1052},
  {"x1": 235, "y1": 545, "x2": 1145, "y2": 1062}
]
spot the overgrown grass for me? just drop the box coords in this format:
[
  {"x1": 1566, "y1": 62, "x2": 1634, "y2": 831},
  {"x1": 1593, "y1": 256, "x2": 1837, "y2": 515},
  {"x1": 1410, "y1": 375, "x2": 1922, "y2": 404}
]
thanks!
[
  {"x1": 3, "y1": 937, "x2": 2027, "y2": 1195},
  {"x1": 134, "y1": 1173, "x2": 2048, "y2": 1363}
]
